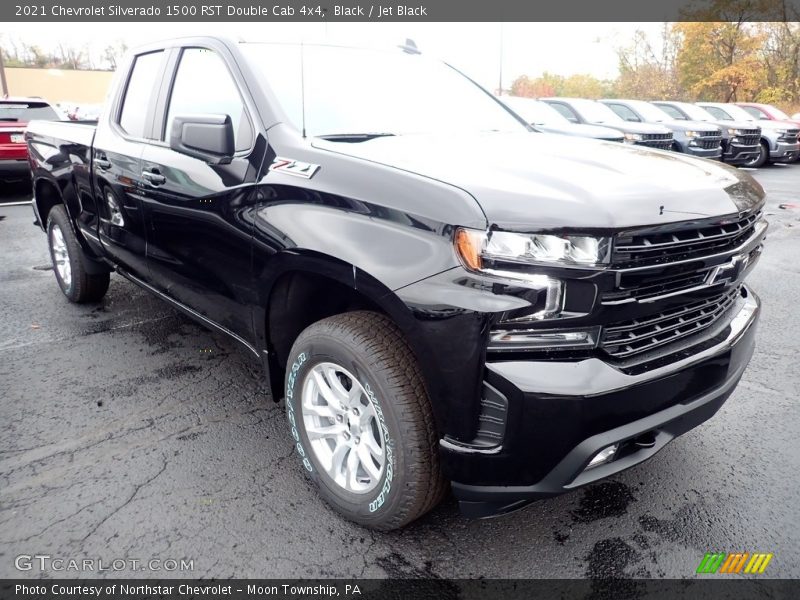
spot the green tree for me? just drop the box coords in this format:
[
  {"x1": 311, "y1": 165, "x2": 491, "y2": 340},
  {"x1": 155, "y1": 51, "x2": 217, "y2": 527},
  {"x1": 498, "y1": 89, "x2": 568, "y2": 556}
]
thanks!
[
  {"x1": 674, "y1": 21, "x2": 764, "y2": 101},
  {"x1": 615, "y1": 25, "x2": 683, "y2": 99}
]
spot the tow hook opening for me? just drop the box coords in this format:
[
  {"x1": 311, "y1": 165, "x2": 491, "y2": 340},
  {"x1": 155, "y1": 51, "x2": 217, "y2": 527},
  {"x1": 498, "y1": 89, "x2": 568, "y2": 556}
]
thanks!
[{"x1": 632, "y1": 431, "x2": 657, "y2": 449}]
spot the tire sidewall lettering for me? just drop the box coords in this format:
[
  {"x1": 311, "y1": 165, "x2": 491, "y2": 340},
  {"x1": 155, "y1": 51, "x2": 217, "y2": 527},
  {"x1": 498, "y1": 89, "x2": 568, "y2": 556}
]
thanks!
[
  {"x1": 286, "y1": 351, "x2": 313, "y2": 472},
  {"x1": 286, "y1": 349, "x2": 397, "y2": 515},
  {"x1": 364, "y1": 382, "x2": 394, "y2": 513}
]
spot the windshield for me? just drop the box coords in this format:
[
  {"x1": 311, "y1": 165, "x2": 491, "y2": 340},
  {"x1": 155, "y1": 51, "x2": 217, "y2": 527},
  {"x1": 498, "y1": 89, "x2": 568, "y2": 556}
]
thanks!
[
  {"x1": 0, "y1": 101, "x2": 58, "y2": 122},
  {"x1": 502, "y1": 97, "x2": 570, "y2": 126},
  {"x1": 241, "y1": 43, "x2": 527, "y2": 138},
  {"x1": 567, "y1": 99, "x2": 624, "y2": 124},
  {"x1": 628, "y1": 100, "x2": 673, "y2": 122}
]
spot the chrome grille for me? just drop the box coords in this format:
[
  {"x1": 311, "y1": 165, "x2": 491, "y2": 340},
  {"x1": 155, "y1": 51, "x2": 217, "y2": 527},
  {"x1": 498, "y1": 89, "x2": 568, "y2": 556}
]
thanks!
[
  {"x1": 603, "y1": 243, "x2": 761, "y2": 304},
  {"x1": 612, "y1": 211, "x2": 761, "y2": 267},
  {"x1": 734, "y1": 129, "x2": 761, "y2": 147},
  {"x1": 698, "y1": 137, "x2": 722, "y2": 150},
  {"x1": 636, "y1": 132, "x2": 673, "y2": 151},
  {"x1": 778, "y1": 129, "x2": 799, "y2": 144},
  {"x1": 600, "y1": 288, "x2": 741, "y2": 359}
]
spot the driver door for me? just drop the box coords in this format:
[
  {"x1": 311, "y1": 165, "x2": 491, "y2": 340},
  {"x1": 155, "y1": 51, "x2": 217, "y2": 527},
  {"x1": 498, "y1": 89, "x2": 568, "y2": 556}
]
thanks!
[{"x1": 138, "y1": 45, "x2": 266, "y2": 345}]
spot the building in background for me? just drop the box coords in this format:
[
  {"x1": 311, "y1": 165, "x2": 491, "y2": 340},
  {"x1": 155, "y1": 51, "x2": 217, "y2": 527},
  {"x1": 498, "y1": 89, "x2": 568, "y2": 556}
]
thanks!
[{"x1": 4, "y1": 68, "x2": 113, "y2": 104}]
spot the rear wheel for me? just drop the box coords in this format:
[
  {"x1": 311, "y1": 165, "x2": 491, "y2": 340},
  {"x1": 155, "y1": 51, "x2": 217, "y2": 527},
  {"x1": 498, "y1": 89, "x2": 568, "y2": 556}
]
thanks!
[
  {"x1": 47, "y1": 205, "x2": 110, "y2": 303},
  {"x1": 743, "y1": 141, "x2": 769, "y2": 168},
  {"x1": 284, "y1": 311, "x2": 447, "y2": 530}
]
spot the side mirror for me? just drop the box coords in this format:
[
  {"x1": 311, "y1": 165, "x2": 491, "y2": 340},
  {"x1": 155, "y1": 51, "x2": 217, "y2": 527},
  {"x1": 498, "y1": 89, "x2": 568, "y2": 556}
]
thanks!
[
  {"x1": 566, "y1": 116, "x2": 579, "y2": 124},
  {"x1": 169, "y1": 114, "x2": 234, "y2": 165},
  {"x1": 626, "y1": 116, "x2": 641, "y2": 122}
]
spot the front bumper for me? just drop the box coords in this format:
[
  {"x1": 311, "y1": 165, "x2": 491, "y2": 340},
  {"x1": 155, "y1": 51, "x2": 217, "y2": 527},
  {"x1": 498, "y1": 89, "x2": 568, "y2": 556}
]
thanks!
[
  {"x1": 446, "y1": 287, "x2": 760, "y2": 518},
  {"x1": 682, "y1": 143, "x2": 723, "y2": 159},
  {"x1": 723, "y1": 141, "x2": 760, "y2": 165},
  {"x1": 770, "y1": 141, "x2": 800, "y2": 162}
]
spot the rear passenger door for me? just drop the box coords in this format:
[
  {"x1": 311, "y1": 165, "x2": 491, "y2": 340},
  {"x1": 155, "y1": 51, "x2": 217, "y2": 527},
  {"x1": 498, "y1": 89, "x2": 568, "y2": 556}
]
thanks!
[
  {"x1": 138, "y1": 44, "x2": 266, "y2": 345},
  {"x1": 94, "y1": 49, "x2": 167, "y2": 279}
]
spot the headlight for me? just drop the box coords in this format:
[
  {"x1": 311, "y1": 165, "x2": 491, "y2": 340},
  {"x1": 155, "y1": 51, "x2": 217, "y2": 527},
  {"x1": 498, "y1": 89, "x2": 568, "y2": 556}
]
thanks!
[
  {"x1": 684, "y1": 130, "x2": 699, "y2": 138},
  {"x1": 775, "y1": 129, "x2": 787, "y2": 134},
  {"x1": 728, "y1": 128, "x2": 744, "y2": 135},
  {"x1": 455, "y1": 228, "x2": 611, "y2": 270},
  {"x1": 623, "y1": 133, "x2": 642, "y2": 142}
]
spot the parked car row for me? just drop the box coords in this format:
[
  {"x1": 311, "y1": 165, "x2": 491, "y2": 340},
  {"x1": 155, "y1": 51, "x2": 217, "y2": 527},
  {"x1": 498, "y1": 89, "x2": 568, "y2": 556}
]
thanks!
[
  {"x1": 1, "y1": 97, "x2": 104, "y2": 186},
  {"x1": 1, "y1": 97, "x2": 64, "y2": 184},
  {"x1": 502, "y1": 96, "x2": 800, "y2": 169}
]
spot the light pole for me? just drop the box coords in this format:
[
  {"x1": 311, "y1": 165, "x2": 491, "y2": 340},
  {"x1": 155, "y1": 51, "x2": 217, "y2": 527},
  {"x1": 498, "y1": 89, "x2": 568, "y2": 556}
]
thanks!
[
  {"x1": 497, "y1": 23, "x2": 504, "y2": 96},
  {"x1": 0, "y1": 45, "x2": 9, "y2": 97}
]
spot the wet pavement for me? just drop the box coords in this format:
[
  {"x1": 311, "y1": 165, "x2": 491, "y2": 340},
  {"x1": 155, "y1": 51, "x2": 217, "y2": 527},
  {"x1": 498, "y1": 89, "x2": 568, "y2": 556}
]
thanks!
[{"x1": 1, "y1": 164, "x2": 799, "y2": 579}]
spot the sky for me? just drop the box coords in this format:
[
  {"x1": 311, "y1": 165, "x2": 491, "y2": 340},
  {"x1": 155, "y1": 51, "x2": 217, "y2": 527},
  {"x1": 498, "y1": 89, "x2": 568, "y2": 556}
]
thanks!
[{"x1": 0, "y1": 22, "x2": 665, "y2": 90}]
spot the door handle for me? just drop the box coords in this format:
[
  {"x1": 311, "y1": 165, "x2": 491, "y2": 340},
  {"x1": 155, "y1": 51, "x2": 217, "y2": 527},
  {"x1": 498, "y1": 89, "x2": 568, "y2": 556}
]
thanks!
[
  {"x1": 94, "y1": 158, "x2": 111, "y2": 170},
  {"x1": 142, "y1": 169, "x2": 166, "y2": 186}
]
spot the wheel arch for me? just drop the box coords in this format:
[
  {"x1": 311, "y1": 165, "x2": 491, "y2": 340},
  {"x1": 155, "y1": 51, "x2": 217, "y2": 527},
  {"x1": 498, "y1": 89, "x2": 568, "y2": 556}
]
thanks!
[
  {"x1": 256, "y1": 251, "x2": 449, "y2": 431},
  {"x1": 33, "y1": 177, "x2": 64, "y2": 230}
]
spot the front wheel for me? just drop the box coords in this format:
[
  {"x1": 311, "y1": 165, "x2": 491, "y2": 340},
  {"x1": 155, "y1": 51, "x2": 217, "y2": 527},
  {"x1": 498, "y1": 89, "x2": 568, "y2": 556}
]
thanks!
[
  {"x1": 743, "y1": 141, "x2": 769, "y2": 168},
  {"x1": 284, "y1": 311, "x2": 447, "y2": 530},
  {"x1": 47, "y1": 205, "x2": 110, "y2": 303}
]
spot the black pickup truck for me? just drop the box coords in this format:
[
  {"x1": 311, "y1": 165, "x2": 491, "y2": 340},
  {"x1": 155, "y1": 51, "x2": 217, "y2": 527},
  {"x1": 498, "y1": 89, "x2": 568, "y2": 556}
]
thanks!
[{"x1": 26, "y1": 37, "x2": 766, "y2": 530}]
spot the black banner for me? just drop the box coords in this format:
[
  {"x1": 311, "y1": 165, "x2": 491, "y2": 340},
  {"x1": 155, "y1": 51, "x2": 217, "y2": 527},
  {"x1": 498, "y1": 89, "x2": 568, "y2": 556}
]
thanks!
[
  {"x1": 3, "y1": 0, "x2": 800, "y2": 22},
  {"x1": 2, "y1": 579, "x2": 800, "y2": 600}
]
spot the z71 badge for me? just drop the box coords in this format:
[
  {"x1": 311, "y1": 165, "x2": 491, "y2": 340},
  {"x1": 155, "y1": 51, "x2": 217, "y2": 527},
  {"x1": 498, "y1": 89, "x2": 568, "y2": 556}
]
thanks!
[{"x1": 269, "y1": 157, "x2": 320, "y2": 179}]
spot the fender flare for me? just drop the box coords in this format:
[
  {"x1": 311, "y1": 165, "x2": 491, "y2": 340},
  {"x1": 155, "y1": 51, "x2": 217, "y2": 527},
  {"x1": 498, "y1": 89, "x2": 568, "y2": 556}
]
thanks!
[{"x1": 253, "y1": 250, "x2": 452, "y2": 429}]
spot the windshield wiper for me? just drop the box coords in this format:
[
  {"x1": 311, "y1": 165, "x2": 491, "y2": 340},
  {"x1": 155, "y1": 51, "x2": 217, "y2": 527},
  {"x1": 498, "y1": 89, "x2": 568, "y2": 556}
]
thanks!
[
  {"x1": 316, "y1": 132, "x2": 396, "y2": 143},
  {"x1": 1, "y1": 118, "x2": 21, "y2": 122}
]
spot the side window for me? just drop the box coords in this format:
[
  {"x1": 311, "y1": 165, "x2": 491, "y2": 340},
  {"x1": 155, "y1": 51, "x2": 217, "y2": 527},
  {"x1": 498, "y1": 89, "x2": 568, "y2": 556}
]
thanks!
[
  {"x1": 705, "y1": 106, "x2": 729, "y2": 121},
  {"x1": 741, "y1": 106, "x2": 767, "y2": 120},
  {"x1": 550, "y1": 103, "x2": 578, "y2": 122},
  {"x1": 659, "y1": 104, "x2": 685, "y2": 120},
  {"x1": 165, "y1": 48, "x2": 253, "y2": 151},
  {"x1": 608, "y1": 103, "x2": 640, "y2": 122},
  {"x1": 119, "y1": 51, "x2": 164, "y2": 138}
]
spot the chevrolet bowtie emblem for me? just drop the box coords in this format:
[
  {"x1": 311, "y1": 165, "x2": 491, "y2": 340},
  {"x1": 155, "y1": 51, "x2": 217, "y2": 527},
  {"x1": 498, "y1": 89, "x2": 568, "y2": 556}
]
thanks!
[{"x1": 707, "y1": 253, "x2": 749, "y2": 286}]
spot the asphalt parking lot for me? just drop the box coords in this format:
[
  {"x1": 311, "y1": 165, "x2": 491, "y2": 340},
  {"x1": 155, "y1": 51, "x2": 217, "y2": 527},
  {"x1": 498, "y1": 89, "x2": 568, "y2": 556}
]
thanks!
[{"x1": 1, "y1": 165, "x2": 799, "y2": 580}]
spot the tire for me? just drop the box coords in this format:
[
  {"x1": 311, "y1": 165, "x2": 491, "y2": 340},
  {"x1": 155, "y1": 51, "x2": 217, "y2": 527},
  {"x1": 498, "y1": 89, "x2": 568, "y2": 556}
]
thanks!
[
  {"x1": 284, "y1": 311, "x2": 447, "y2": 530},
  {"x1": 744, "y1": 141, "x2": 769, "y2": 168},
  {"x1": 47, "y1": 205, "x2": 110, "y2": 303}
]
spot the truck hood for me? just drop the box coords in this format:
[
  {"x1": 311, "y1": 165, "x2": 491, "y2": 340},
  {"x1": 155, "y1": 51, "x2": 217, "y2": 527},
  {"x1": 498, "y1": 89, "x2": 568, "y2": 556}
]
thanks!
[
  {"x1": 536, "y1": 123, "x2": 623, "y2": 141},
  {"x1": 757, "y1": 119, "x2": 800, "y2": 131},
  {"x1": 709, "y1": 120, "x2": 760, "y2": 132},
  {"x1": 314, "y1": 131, "x2": 764, "y2": 230},
  {"x1": 659, "y1": 119, "x2": 721, "y2": 134},
  {"x1": 589, "y1": 121, "x2": 672, "y2": 136}
]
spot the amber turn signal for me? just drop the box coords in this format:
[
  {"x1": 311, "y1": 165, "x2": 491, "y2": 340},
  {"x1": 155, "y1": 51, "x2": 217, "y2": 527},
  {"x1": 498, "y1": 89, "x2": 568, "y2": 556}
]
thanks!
[{"x1": 454, "y1": 228, "x2": 484, "y2": 271}]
